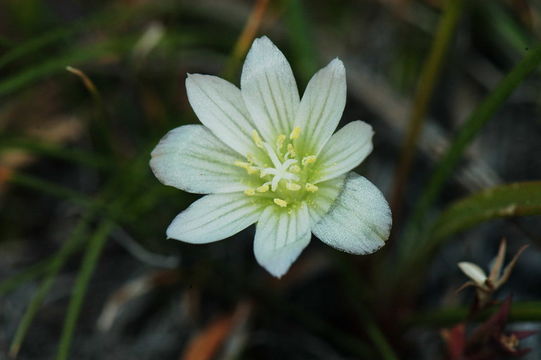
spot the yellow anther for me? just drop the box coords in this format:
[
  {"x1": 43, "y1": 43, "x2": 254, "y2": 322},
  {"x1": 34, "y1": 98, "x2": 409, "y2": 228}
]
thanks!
[
  {"x1": 287, "y1": 144, "x2": 296, "y2": 158},
  {"x1": 302, "y1": 155, "x2": 317, "y2": 166},
  {"x1": 251, "y1": 130, "x2": 264, "y2": 148},
  {"x1": 289, "y1": 165, "x2": 301, "y2": 173},
  {"x1": 234, "y1": 161, "x2": 258, "y2": 175},
  {"x1": 276, "y1": 134, "x2": 286, "y2": 149},
  {"x1": 290, "y1": 126, "x2": 301, "y2": 140},
  {"x1": 305, "y1": 183, "x2": 319, "y2": 192},
  {"x1": 234, "y1": 161, "x2": 250, "y2": 168},
  {"x1": 233, "y1": 161, "x2": 252, "y2": 171},
  {"x1": 244, "y1": 188, "x2": 256, "y2": 196},
  {"x1": 286, "y1": 182, "x2": 301, "y2": 191},
  {"x1": 256, "y1": 184, "x2": 269, "y2": 193},
  {"x1": 273, "y1": 198, "x2": 288, "y2": 207}
]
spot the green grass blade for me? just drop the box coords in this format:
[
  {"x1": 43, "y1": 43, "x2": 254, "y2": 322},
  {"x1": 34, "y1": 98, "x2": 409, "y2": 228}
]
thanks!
[
  {"x1": 8, "y1": 172, "x2": 94, "y2": 209},
  {"x1": 406, "y1": 302, "x2": 541, "y2": 327},
  {"x1": 432, "y1": 181, "x2": 541, "y2": 242},
  {"x1": 0, "y1": 39, "x2": 131, "y2": 98},
  {"x1": 283, "y1": 0, "x2": 318, "y2": 85},
  {"x1": 399, "y1": 44, "x2": 541, "y2": 262},
  {"x1": 53, "y1": 152, "x2": 151, "y2": 360},
  {"x1": 405, "y1": 181, "x2": 541, "y2": 268},
  {"x1": 391, "y1": 0, "x2": 463, "y2": 215},
  {"x1": 8, "y1": 214, "x2": 93, "y2": 358},
  {"x1": 482, "y1": 2, "x2": 532, "y2": 55},
  {"x1": 55, "y1": 219, "x2": 113, "y2": 360},
  {"x1": 0, "y1": 259, "x2": 53, "y2": 296},
  {"x1": 0, "y1": 3, "x2": 124, "y2": 71},
  {"x1": 0, "y1": 137, "x2": 110, "y2": 169},
  {"x1": 0, "y1": 28, "x2": 73, "y2": 69}
]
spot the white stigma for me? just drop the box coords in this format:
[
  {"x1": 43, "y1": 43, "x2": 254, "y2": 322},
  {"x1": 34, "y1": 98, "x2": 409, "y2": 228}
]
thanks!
[{"x1": 262, "y1": 142, "x2": 299, "y2": 191}]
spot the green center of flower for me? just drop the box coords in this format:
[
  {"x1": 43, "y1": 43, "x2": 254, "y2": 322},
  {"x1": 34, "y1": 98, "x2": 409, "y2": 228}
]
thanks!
[{"x1": 234, "y1": 127, "x2": 319, "y2": 208}]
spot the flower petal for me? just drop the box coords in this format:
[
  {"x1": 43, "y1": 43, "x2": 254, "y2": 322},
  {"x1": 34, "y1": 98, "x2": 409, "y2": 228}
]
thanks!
[
  {"x1": 312, "y1": 172, "x2": 391, "y2": 255},
  {"x1": 254, "y1": 202, "x2": 311, "y2": 277},
  {"x1": 307, "y1": 175, "x2": 346, "y2": 224},
  {"x1": 186, "y1": 74, "x2": 257, "y2": 156},
  {"x1": 313, "y1": 120, "x2": 373, "y2": 183},
  {"x1": 241, "y1": 36, "x2": 300, "y2": 142},
  {"x1": 167, "y1": 192, "x2": 264, "y2": 244},
  {"x1": 150, "y1": 125, "x2": 250, "y2": 194},
  {"x1": 458, "y1": 262, "x2": 487, "y2": 286},
  {"x1": 294, "y1": 58, "x2": 346, "y2": 155}
]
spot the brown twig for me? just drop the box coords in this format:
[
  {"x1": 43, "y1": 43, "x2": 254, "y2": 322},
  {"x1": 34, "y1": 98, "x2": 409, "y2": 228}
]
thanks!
[{"x1": 223, "y1": 0, "x2": 271, "y2": 81}]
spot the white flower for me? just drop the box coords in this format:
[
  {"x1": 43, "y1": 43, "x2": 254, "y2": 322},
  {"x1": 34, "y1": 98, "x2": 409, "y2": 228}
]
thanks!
[
  {"x1": 457, "y1": 239, "x2": 529, "y2": 307},
  {"x1": 150, "y1": 36, "x2": 392, "y2": 277}
]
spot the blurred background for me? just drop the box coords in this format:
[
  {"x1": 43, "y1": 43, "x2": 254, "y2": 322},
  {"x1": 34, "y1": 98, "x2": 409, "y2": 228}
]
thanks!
[{"x1": 1, "y1": 0, "x2": 541, "y2": 359}]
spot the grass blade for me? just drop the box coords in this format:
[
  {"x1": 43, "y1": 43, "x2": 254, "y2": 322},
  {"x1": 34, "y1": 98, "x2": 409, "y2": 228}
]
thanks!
[
  {"x1": 0, "y1": 39, "x2": 131, "y2": 98},
  {"x1": 53, "y1": 152, "x2": 150, "y2": 360},
  {"x1": 283, "y1": 0, "x2": 318, "y2": 85},
  {"x1": 55, "y1": 219, "x2": 114, "y2": 360},
  {"x1": 0, "y1": 137, "x2": 110, "y2": 169},
  {"x1": 0, "y1": 28, "x2": 73, "y2": 69},
  {"x1": 432, "y1": 181, "x2": 541, "y2": 242},
  {"x1": 7, "y1": 172, "x2": 94, "y2": 209},
  {"x1": 399, "y1": 43, "x2": 541, "y2": 262},
  {"x1": 406, "y1": 302, "x2": 541, "y2": 327},
  {"x1": 0, "y1": 259, "x2": 53, "y2": 296},
  {"x1": 8, "y1": 214, "x2": 93, "y2": 358},
  {"x1": 391, "y1": 0, "x2": 463, "y2": 218}
]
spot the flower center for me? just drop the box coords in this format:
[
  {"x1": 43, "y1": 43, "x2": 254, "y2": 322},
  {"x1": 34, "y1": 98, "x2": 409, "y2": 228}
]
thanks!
[{"x1": 234, "y1": 127, "x2": 319, "y2": 208}]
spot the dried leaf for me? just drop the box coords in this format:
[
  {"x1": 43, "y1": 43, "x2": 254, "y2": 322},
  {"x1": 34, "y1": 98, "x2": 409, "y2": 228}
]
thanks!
[
  {"x1": 97, "y1": 270, "x2": 180, "y2": 331},
  {"x1": 180, "y1": 301, "x2": 253, "y2": 360}
]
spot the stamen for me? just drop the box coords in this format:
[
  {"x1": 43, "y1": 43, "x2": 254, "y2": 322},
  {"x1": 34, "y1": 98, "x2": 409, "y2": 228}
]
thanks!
[
  {"x1": 302, "y1": 155, "x2": 317, "y2": 166},
  {"x1": 287, "y1": 144, "x2": 296, "y2": 158},
  {"x1": 276, "y1": 134, "x2": 286, "y2": 150},
  {"x1": 256, "y1": 184, "x2": 270, "y2": 193},
  {"x1": 273, "y1": 198, "x2": 288, "y2": 207},
  {"x1": 251, "y1": 130, "x2": 264, "y2": 148},
  {"x1": 244, "y1": 188, "x2": 256, "y2": 196},
  {"x1": 305, "y1": 183, "x2": 319, "y2": 192},
  {"x1": 234, "y1": 161, "x2": 250, "y2": 168},
  {"x1": 286, "y1": 182, "x2": 301, "y2": 191},
  {"x1": 234, "y1": 161, "x2": 258, "y2": 175},
  {"x1": 289, "y1": 165, "x2": 301, "y2": 173},
  {"x1": 290, "y1": 126, "x2": 301, "y2": 140}
]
